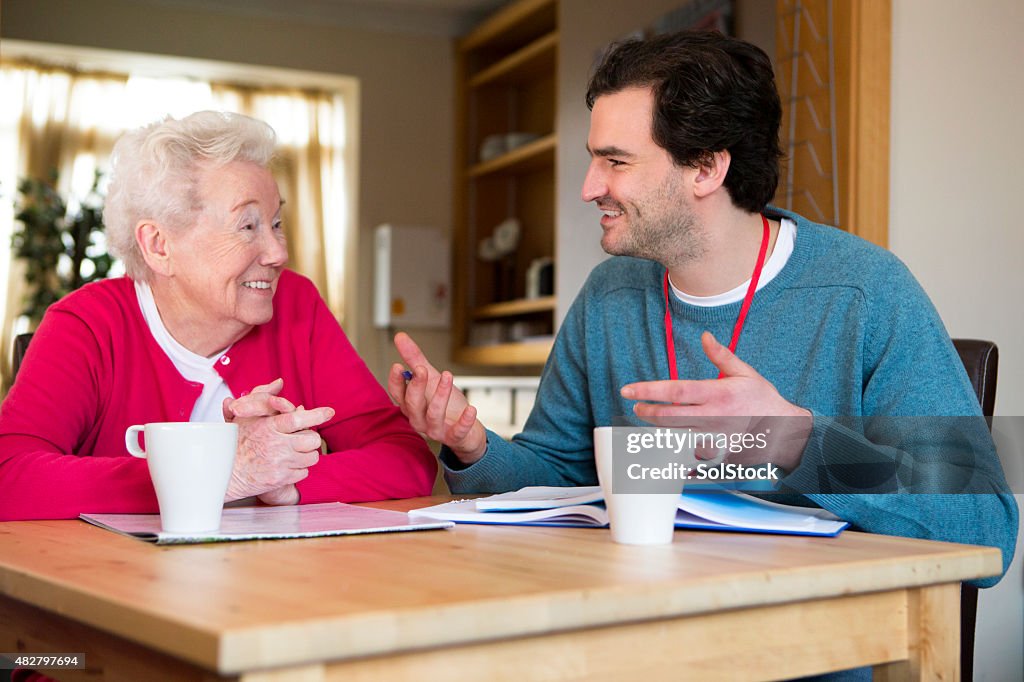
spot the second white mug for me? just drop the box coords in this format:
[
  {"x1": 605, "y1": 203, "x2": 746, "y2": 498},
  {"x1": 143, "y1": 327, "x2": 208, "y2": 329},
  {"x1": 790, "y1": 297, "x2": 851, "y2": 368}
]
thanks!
[
  {"x1": 125, "y1": 422, "x2": 238, "y2": 534},
  {"x1": 593, "y1": 426, "x2": 683, "y2": 545}
]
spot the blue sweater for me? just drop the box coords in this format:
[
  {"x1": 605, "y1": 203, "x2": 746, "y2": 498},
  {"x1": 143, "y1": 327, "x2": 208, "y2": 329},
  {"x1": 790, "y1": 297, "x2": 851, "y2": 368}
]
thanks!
[{"x1": 444, "y1": 209, "x2": 1017, "y2": 587}]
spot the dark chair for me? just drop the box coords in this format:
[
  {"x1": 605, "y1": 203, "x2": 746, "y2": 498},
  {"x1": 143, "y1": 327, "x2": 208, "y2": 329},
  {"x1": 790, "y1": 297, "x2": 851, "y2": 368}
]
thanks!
[
  {"x1": 11, "y1": 332, "x2": 33, "y2": 381},
  {"x1": 953, "y1": 339, "x2": 998, "y2": 421},
  {"x1": 951, "y1": 338, "x2": 998, "y2": 682}
]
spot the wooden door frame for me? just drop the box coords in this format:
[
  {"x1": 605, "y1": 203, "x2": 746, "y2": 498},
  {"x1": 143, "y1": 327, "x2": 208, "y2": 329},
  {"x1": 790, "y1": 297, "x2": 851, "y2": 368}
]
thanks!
[
  {"x1": 835, "y1": 0, "x2": 891, "y2": 248},
  {"x1": 777, "y1": 0, "x2": 891, "y2": 248}
]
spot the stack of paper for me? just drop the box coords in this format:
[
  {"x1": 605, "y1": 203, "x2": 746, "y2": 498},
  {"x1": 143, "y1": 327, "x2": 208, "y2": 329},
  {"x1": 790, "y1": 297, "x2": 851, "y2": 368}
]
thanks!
[
  {"x1": 410, "y1": 486, "x2": 848, "y2": 537},
  {"x1": 81, "y1": 503, "x2": 454, "y2": 545}
]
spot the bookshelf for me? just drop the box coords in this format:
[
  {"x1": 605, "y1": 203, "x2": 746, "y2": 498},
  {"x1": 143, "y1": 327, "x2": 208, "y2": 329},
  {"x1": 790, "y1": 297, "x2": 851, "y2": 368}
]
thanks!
[{"x1": 452, "y1": 0, "x2": 558, "y2": 367}]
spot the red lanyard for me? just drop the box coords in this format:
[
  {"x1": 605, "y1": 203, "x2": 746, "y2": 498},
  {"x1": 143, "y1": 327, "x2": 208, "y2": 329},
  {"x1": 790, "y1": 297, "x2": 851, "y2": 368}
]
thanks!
[{"x1": 663, "y1": 214, "x2": 771, "y2": 381}]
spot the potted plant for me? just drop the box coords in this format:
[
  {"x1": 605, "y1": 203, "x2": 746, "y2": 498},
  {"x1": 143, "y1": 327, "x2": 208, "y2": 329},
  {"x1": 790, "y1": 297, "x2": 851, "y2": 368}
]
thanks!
[{"x1": 11, "y1": 170, "x2": 114, "y2": 324}]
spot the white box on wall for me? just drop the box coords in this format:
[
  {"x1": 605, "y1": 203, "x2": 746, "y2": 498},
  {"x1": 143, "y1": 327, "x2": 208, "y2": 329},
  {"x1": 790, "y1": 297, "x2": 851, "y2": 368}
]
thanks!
[{"x1": 373, "y1": 224, "x2": 450, "y2": 329}]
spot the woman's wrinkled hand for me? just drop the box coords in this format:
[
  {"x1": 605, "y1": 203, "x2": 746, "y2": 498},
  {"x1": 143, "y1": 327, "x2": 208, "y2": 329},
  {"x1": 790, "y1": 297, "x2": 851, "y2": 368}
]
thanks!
[{"x1": 221, "y1": 378, "x2": 334, "y2": 503}]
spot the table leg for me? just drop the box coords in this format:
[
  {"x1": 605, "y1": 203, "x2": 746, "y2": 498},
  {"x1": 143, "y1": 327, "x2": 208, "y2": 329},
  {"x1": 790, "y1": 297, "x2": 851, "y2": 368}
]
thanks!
[{"x1": 874, "y1": 583, "x2": 960, "y2": 681}]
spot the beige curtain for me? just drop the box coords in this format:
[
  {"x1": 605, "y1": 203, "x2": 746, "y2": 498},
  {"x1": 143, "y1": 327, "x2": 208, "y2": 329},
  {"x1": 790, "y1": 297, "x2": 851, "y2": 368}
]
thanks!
[
  {"x1": 0, "y1": 60, "x2": 350, "y2": 395},
  {"x1": 0, "y1": 63, "x2": 128, "y2": 395},
  {"x1": 218, "y1": 86, "x2": 350, "y2": 309}
]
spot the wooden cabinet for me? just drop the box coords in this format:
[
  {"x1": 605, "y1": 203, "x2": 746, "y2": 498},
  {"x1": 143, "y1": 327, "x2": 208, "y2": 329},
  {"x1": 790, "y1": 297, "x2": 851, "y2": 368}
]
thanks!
[{"x1": 452, "y1": 0, "x2": 558, "y2": 366}]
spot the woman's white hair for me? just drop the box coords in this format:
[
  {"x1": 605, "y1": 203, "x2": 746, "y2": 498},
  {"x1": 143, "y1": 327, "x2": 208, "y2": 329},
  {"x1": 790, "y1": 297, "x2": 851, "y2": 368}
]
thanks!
[{"x1": 104, "y1": 110, "x2": 277, "y2": 281}]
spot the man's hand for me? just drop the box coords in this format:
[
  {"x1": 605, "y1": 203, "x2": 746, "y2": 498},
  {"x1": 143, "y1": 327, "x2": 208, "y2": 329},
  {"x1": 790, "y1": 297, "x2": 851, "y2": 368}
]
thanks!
[
  {"x1": 387, "y1": 332, "x2": 487, "y2": 465},
  {"x1": 620, "y1": 332, "x2": 812, "y2": 472},
  {"x1": 221, "y1": 378, "x2": 333, "y2": 504}
]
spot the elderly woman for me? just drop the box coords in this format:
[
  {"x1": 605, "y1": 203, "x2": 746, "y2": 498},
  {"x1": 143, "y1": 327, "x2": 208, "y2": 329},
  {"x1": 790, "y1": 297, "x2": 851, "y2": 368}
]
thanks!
[{"x1": 0, "y1": 111, "x2": 436, "y2": 519}]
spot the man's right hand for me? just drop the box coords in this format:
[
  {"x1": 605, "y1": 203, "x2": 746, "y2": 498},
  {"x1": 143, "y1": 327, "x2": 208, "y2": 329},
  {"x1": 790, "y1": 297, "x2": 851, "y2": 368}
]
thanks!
[{"x1": 387, "y1": 332, "x2": 487, "y2": 465}]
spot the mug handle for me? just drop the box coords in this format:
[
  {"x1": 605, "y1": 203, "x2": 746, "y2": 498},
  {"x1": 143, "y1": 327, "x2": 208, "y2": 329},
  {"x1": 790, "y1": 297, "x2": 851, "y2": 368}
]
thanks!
[{"x1": 125, "y1": 425, "x2": 147, "y2": 458}]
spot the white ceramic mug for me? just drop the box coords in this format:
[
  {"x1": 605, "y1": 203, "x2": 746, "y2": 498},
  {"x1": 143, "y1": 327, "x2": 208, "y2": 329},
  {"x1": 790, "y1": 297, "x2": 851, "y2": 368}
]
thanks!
[
  {"x1": 594, "y1": 426, "x2": 726, "y2": 545},
  {"x1": 125, "y1": 422, "x2": 238, "y2": 534}
]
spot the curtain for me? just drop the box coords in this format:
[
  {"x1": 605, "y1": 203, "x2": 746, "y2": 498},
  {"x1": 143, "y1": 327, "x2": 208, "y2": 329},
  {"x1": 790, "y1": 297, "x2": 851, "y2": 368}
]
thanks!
[{"x1": 0, "y1": 60, "x2": 352, "y2": 394}]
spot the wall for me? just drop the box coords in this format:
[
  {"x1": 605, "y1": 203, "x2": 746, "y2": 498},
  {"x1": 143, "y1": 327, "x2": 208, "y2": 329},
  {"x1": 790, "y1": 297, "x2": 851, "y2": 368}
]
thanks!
[
  {"x1": 890, "y1": 0, "x2": 1023, "y2": 416},
  {"x1": 0, "y1": 0, "x2": 456, "y2": 379},
  {"x1": 889, "y1": 1, "x2": 1024, "y2": 679}
]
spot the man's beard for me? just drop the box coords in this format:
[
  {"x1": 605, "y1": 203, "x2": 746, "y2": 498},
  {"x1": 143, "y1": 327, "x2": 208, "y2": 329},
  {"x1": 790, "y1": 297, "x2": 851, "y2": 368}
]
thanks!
[{"x1": 600, "y1": 178, "x2": 705, "y2": 267}]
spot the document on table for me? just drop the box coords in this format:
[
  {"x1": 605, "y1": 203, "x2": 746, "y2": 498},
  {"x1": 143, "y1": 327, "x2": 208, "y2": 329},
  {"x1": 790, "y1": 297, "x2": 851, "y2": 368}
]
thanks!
[
  {"x1": 81, "y1": 502, "x2": 454, "y2": 545},
  {"x1": 411, "y1": 486, "x2": 849, "y2": 537}
]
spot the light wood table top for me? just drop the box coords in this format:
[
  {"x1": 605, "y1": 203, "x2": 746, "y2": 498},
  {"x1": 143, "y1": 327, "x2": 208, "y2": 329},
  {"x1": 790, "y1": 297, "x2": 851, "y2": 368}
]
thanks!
[{"x1": 0, "y1": 496, "x2": 1002, "y2": 681}]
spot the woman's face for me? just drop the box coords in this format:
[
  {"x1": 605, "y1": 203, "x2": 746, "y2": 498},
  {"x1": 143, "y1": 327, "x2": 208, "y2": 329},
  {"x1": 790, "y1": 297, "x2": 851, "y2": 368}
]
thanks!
[{"x1": 169, "y1": 160, "x2": 287, "y2": 336}]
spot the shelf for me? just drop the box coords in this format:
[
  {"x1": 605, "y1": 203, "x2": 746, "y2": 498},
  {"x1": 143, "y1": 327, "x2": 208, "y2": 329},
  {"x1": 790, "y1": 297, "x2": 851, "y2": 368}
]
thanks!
[
  {"x1": 454, "y1": 339, "x2": 554, "y2": 366},
  {"x1": 473, "y1": 296, "x2": 555, "y2": 319},
  {"x1": 453, "y1": 0, "x2": 558, "y2": 371},
  {"x1": 468, "y1": 133, "x2": 556, "y2": 178},
  {"x1": 469, "y1": 31, "x2": 558, "y2": 88},
  {"x1": 459, "y1": 0, "x2": 556, "y2": 52}
]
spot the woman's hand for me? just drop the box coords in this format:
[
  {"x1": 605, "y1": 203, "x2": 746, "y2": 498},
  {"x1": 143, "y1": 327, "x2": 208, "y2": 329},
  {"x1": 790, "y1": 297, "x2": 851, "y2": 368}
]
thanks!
[
  {"x1": 388, "y1": 332, "x2": 487, "y2": 465},
  {"x1": 221, "y1": 378, "x2": 334, "y2": 503}
]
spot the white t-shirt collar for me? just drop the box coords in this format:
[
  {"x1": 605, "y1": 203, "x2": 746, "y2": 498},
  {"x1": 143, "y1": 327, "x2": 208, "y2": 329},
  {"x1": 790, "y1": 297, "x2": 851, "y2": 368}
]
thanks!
[{"x1": 670, "y1": 217, "x2": 796, "y2": 307}]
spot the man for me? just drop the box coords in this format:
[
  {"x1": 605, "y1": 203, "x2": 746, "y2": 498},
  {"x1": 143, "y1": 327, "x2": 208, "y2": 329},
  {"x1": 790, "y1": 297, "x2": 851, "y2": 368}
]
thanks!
[{"x1": 389, "y1": 31, "x2": 1016, "y2": 590}]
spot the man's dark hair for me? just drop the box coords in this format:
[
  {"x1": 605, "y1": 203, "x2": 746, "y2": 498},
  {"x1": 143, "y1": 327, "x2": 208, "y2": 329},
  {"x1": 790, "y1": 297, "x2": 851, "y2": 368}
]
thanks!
[{"x1": 586, "y1": 30, "x2": 783, "y2": 213}]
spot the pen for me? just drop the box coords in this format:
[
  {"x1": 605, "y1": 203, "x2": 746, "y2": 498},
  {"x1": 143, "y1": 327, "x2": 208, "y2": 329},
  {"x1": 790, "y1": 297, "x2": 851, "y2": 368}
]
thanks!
[{"x1": 402, "y1": 370, "x2": 413, "y2": 381}]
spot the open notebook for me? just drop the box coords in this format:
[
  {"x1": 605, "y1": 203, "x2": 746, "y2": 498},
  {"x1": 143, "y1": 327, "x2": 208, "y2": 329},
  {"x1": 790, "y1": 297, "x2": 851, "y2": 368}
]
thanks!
[
  {"x1": 410, "y1": 486, "x2": 849, "y2": 537},
  {"x1": 81, "y1": 502, "x2": 454, "y2": 545}
]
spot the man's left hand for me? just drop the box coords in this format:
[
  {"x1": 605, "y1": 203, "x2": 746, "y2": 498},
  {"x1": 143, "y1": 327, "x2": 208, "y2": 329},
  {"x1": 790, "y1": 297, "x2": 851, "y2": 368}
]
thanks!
[{"x1": 620, "y1": 331, "x2": 812, "y2": 472}]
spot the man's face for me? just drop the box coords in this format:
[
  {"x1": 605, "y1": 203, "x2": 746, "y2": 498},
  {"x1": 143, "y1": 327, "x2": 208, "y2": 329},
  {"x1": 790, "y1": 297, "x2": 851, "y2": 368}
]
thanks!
[{"x1": 582, "y1": 87, "x2": 702, "y2": 262}]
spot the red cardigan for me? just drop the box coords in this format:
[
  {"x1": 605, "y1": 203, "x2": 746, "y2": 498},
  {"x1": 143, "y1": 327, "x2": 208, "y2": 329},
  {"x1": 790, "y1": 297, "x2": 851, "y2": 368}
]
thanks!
[{"x1": 0, "y1": 271, "x2": 436, "y2": 519}]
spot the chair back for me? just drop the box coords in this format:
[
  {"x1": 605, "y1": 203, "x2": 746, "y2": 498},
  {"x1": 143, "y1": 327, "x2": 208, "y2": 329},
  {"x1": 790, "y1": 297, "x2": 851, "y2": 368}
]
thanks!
[
  {"x1": 951, "y1": 337, "x2": 998, "y2": 682},
  {"x1": 952, "y1": 338, "x2": 998, "y2": 418},
  {"x1": 12, "y1": 332, "x2": 33, "y2": 381}
]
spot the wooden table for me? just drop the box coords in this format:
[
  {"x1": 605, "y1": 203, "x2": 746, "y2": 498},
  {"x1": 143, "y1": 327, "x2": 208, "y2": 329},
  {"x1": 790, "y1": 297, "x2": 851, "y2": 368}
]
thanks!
[{"x1": 0, "y1": 497, "x2": 1001, "y2": 681}]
